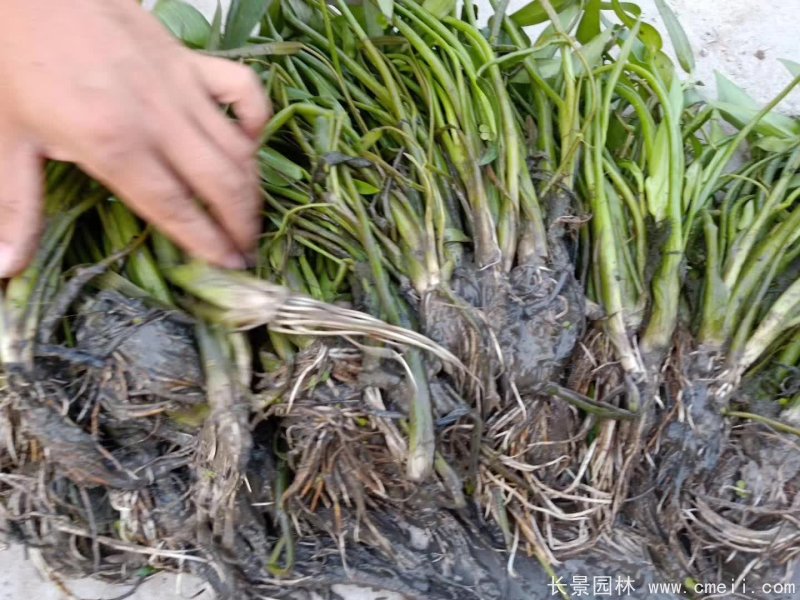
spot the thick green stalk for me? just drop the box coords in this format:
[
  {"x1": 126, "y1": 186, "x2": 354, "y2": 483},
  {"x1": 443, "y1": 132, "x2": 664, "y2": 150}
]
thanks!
[
  {"x1": 698, "y1": 211, "x2": 727, "y2": 346},
  {"x1": 583, "y1": 24, "x2": 644, "y2": 379},
  {"x1": 738, "y1": 277, "x2": 800, "y2": 374},
  {"x1": 627, "y1": 65, "x2": 685, "y2": 359},
  {"x1": 602, "y1": 155, "x2": 647, "y2": 287},
  {"x1": 97, "y1": 201, "x2": 172, "y2": 304}
]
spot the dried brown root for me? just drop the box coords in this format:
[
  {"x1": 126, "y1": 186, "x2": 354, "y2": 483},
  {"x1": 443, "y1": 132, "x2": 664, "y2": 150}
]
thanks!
[{"x1": 652, "y1": 421, "x2": 800, "y2": 587}]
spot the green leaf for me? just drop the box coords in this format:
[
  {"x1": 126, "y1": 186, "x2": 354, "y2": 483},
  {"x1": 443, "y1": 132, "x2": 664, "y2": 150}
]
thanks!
[
  {"x1": 780, "y1": 58, "x2": 800, "y2": 77},
  {"x1": 610, "y1": 0, "x2": 662, "y2": 53},
  {"x1": 477, "y1": 45, "x2": 557, "y2": 78},
  {"x1": 354, "y1": 180, "x2": 381, "y2": 195},
  {"x1": 650, "y1": 49, "x2": 676, "y2": 90},
  {"x1": 285, "y1": 87, "x2": 315, "y2": 101},
  {"x1": 205, "y1": 41, "x2": 304, "y2": 58},
  {"x1": 362, "y1": 0, "x2": 388, "y2": 38},
  {"x1": 136, "y1": 565, "x2": 159, "y2": 578},
  {"x1": 715, "y1": 72, "x2": 762, "y2": 110},
  {"x1": 223, "y1": 0, "x2": 268, "y2": 49},
  {"x1": 259, "y1": 148, "x2": 307, "y2": 182},
  {"x1": 682, "y1": 160, "x2": 702, "y2": 212},
  {"x1": 511, "y1": 0, "x2": 579, "y2": 27},
  {"x1": 375, "y1": 0, "x2": 394, "y2": 21},
  {"x1": 655, "y1": 0, "x2": 694, "y2": 73},
  {"x1": 524, "y1": 57, "x2": 561, "y2": 80},
  {"x1": 644, "y1": 122, "x2": 670, "y2": 221},
  {"x1": 208, "y1": 1, "x2": 223, "y2": 51},
  {"x1": 576, "y1": 0, "x2": 601, "y2": 44},
  {"x1": 359, "y1": 128, "x2": 385, "y2": 151},
  {"x1": 261, "y1": 165, "x2": 291, "y2": 186},
  {"x1": 754, "y1": 136, "x2": 798, "y2": 153},
  {"x1": 153, "y1": 0, "x2": 211, "y2": 48},
  {"x1": 667, "y1": 70, "x2": 684, "y2": 116},
  {"x1": 478, "y1": 144, "x2": 499, "y2": 166},
  {"x1": 639, "y1": 23, "x2": 664, "y2": 54},
  {"x1": 713, "y1": 72, "x2": 800, "y2": 137},
  {"x1": 573, "y1": 26, "x2": 615, "y2": 77},
  {"x1": 737, "y1": 199, "x2": 755, "y2": 230},
  {"x1": 606, "y1": 115, "x2": 629, "y2": 152},
  {"x1": 444, "y1": 228, "x2": 470, "y2": 244},
  {"x1": 313, "y1": 116, "x2": 336, "y2": 156},
  {"x1": 423, "y1": 0, "x2": 456, "y2": 19},
  {"x1": 533, "y1": 3, "x2": 582, "y2": 47},
  {"x1": 683, "y1": 86, "x2": 704, "y2": 108},
  {"x1": 285, "y1": 0, "x2": 314, "y2": 25}
]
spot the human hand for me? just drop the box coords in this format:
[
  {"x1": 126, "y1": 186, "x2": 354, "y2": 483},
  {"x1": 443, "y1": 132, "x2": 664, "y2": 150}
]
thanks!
[{"x1": 0, "y1": 0, "x2": 270, "y2": 277}]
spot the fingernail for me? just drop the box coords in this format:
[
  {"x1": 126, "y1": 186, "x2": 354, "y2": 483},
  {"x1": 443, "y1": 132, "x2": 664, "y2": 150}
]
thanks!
[{"x1": 221, "y1": 252, "x2": 248, "y2": 270}]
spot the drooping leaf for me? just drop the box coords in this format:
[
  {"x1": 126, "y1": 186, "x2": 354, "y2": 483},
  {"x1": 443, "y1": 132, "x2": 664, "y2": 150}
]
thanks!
[
  {"x1": 715, "y1": 72, "x2": 762, "y2": 110},
  {"x1": 510, "y1": 0, "x2": 580, "y2": 27},
  {"x1": 655, "y1": 0, "x2": 694, "y2": 73},
  {"x1": 223, "y1": 0, "x2": 268, "y2": 49},
  {"x1": 423, "y1": 0, "x2": 457, "y2": 19},
  {"x1": 754, "y1": 136, "x2": 799, "y2": 153},
  {"x1": 153, "y1": 0, "x2": 211, "y2": 48},
  {"x1": 713, "y1": 72, "x2": 800, "y2": 137},
  {"x1": 650, "y1": 49, "x2": 676, "y2": 89},
  {"x1": 576, "y1": 0, "x2": 601, "y2": 44},
  {"x1": 610, "y1": 0, "x2": 662, "y2": 53}
]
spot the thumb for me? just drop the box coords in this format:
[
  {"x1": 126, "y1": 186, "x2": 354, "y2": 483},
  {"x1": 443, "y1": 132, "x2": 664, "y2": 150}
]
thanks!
[{"x1": 0, "y1": 136, "x2": 43, "y2": 278}]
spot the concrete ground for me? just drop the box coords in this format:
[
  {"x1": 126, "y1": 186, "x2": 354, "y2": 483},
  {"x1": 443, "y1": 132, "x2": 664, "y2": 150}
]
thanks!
[{"x1": 2, "y1": 1, "x2": 799, "y2": 598}]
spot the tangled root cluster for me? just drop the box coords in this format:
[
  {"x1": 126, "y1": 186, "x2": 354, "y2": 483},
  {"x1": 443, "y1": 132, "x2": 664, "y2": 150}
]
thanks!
[{"x1": 0, "y1": 264, "x2": 798, "y2": 599}]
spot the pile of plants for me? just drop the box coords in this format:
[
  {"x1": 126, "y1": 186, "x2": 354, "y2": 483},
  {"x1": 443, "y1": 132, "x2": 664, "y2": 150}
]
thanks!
[{"x1": 1, "y1": 0, "x2": 799, "y2": 598}]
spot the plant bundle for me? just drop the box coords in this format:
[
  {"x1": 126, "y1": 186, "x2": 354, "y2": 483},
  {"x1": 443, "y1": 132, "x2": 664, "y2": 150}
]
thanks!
[{"x1": 1, "y1": 0, "x2": 800, "y2": 598}]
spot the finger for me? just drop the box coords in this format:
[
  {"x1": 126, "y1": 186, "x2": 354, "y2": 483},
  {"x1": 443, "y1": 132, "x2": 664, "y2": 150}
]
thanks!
[
  {"x1": 155, "y1": 104, "x2": 261, "y2": 257},
  {"x1": 82, "y1": 149, "x2": 246, "y2": 269},
  {"x1": 0, "y1": 139, "x2": 43, "y2": 278},
  {"x1": 189, "y1": 54, "x2": 271, "y2": 141},
  {"x1": 189, "y1": 92, "x2": 257, "y2": 167}
]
